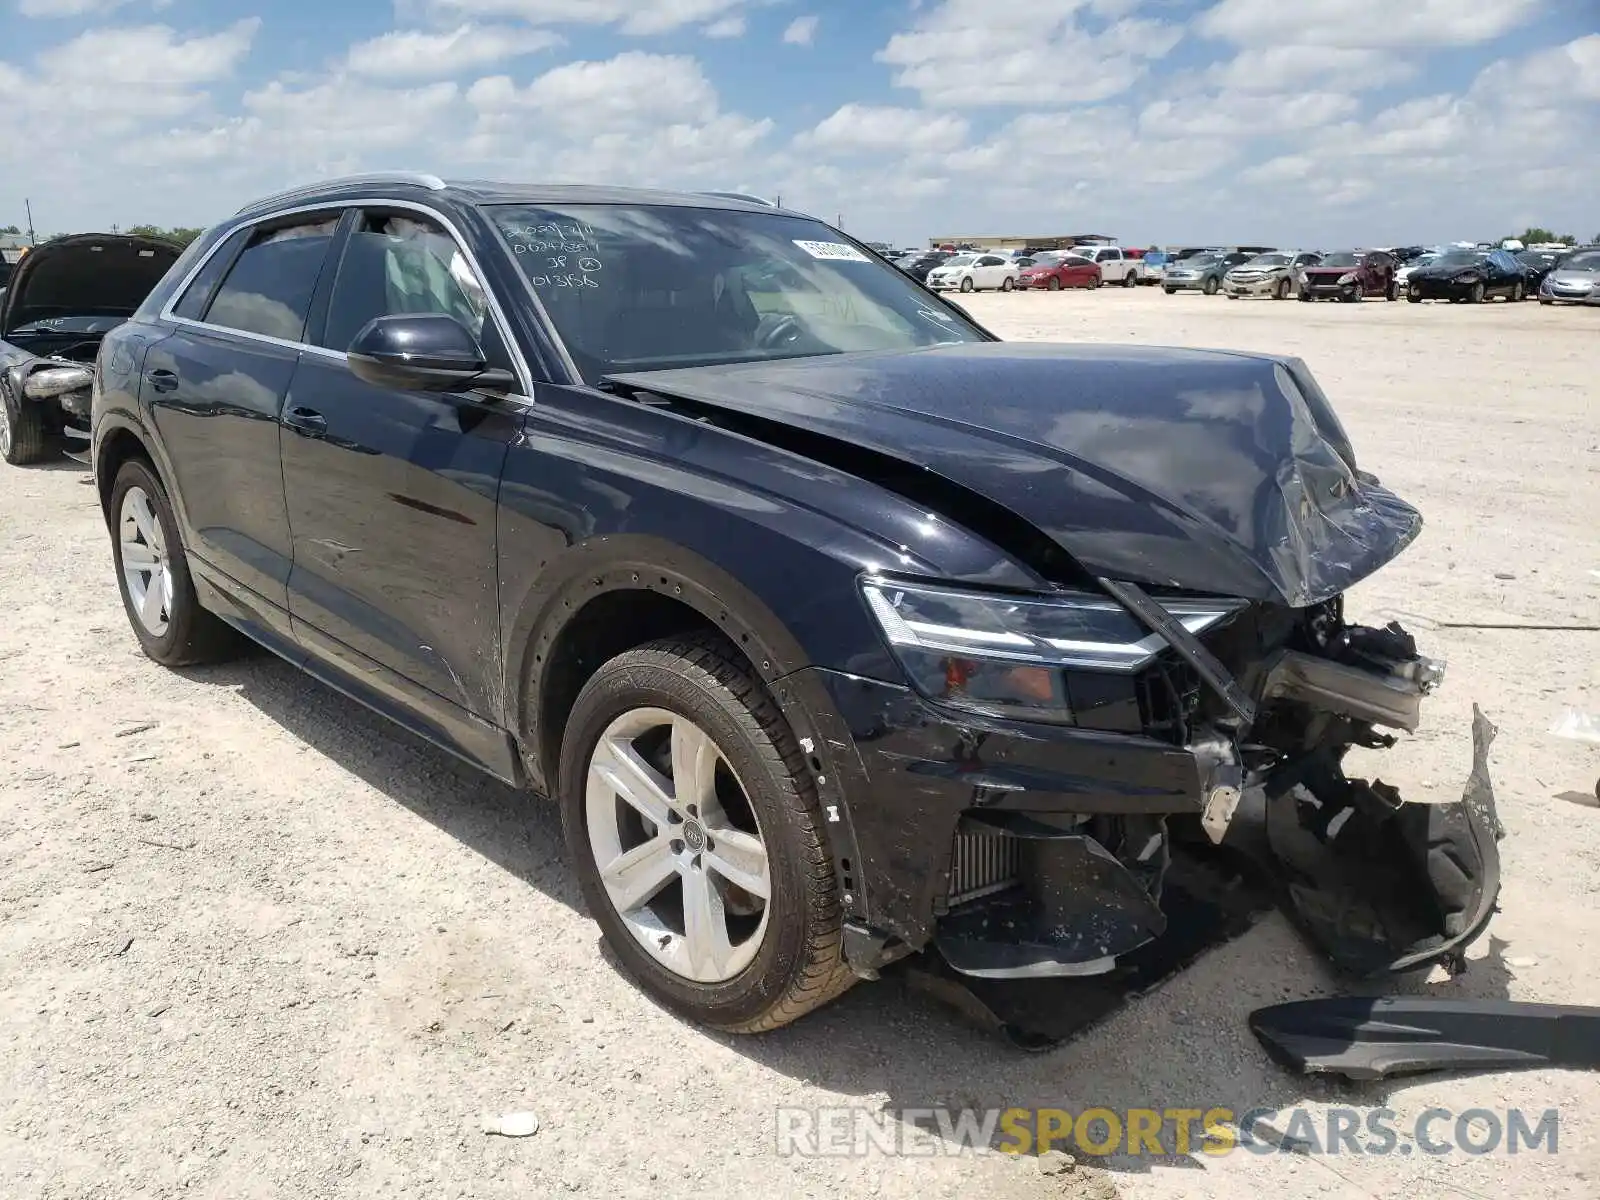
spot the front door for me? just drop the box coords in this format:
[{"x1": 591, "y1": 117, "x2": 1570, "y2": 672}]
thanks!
[{"x1": 280, "y1": 208, "x2": 524, "y2": 723}]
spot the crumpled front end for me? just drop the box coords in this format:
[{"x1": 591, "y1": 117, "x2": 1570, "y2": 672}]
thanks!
[{"x1": 826, "y1": 595, "x2": 1502, "y2": 988}]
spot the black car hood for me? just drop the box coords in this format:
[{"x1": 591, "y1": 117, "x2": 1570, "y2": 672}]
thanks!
[
  {"x1": 0, "y1": 233, "x2": 181, "y2": 337},
  {"x1": 1410, "y1": 263, "x2": 1483, "y2": 280},
  {"x1": 609, "y1": 342, "x2": 1422, "y2": 606}
]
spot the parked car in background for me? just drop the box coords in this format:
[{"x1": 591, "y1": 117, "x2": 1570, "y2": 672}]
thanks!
[
  {"x1": 1223, "y1": 250, "x2": 1322, "y2": 300},
  {"x1": 1, "y1": 232, "x2": 181, "y2": 465},
  {"x1": 1017, "y1": 252, "x2": 1101, "y2": 290},
  {"x1": 1406, "y1": 248, "x2": 1526, "y2": 303},
  {"x1": 1538, "y1": 246, "x2": 1600, "y2": 306},
  {"x1": 1140, "y1": 248, "x2": 1168, "y2": 284},
  {"x1": 89, "y1": 173, "x2": 1501, "y2": 1033},
  {"x1": 896, "y1": 250, "x2": 951, "y2": 283},
  {"x1": 1163, "y1": 250, "x2": 1253, "y2": 295},
  {"x1": 926, "y1": 252, "x2": 1021, "y2": 293},
  {"x1": 1298, "y1": 249, "x2": 1398, "y2": 302},
  {"x1": 1515, "y1": 248, "x2": 1564, "y2": 295},
  {"x1": 1068, "y1": 245, "x2": 1144, "y2": 287}
]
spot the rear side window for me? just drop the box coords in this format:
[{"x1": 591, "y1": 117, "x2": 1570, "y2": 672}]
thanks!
[
  {"x1": 172, "y1": 228, "x2": 248, "y2": 320},
  {"x1": 320, "y1": 213, "x2": 489, "y2": 352},
  {"x1": 204, "y1": 219, "x2": 337, "y2": 342}
]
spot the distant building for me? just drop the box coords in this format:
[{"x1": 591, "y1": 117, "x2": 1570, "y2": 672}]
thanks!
[{"x1": 927, "y1": 233, "x2": 1115, "y2": 251}]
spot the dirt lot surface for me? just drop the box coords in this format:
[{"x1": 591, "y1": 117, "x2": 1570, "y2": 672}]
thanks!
[{"x1": 2, "y1": 288, "x2": 1597, "y2": 1200}]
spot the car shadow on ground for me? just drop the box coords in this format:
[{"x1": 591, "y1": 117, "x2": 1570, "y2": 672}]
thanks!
[
  {"x1": 178, "y1": 650, "x2": 584, "y2": 912},
  {"x1": 181, "y1": 649, "x2": 1519, "y2": 1180}
]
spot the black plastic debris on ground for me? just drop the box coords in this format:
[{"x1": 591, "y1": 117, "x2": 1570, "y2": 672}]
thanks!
[{"x1": 1249, "y1": 996, "x2": 1600, "y2": 1081}]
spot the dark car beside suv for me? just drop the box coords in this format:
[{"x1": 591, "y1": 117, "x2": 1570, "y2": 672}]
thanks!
[
  {"x1": 89, "y1": 173, "x2": 1501, "y2": 1033},
  {"x1": 1406, "y1": 248, "x2": 1528, "y2": 303}
]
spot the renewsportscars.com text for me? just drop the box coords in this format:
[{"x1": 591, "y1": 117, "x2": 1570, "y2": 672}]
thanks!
[{"x1": 774, "y1": 1105, "x2": 1560, "y2": 1159}]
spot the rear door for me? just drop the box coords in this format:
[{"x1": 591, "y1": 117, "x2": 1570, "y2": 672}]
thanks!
[
  {"x1": 280, "y1": 205, "x2": 525, "y2": 724},
  {"x1": 148, "y1": 213, "x2": 340, "y2": 631}
]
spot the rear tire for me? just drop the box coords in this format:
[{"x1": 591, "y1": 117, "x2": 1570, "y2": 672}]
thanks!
[
  {"x1": 559, "y1": 633, "x2": 853, "y2": 1033},
  {"x1": 1274, "y1": 278, "x2": 1291, "y2": 301},
  {"x1": 1123, "y1": 270, "x2": 1137, "y2": 288},
  {"x1": 1000, "y1": 277, "x2": 1015, "y2": 292},
  {"x1": 109, "y1": 458, "x2": 244, "y2": 667},
  {"x1": 1510, "y1": 281, "x2": 1525, "y2": 302},
  {"x1": 1203, "y1": 276, "x2": 1219, "y2": 295},
  {"x1": 1386, "y1": 280, "x2": 1399, "y2": 301},
  {"x1": 1047, "y1": 276, "x2": 1061, "y2": 291},
  {"x1": 1164, "y1": 286, "x2": 1177, "y2": 295},
  {"x1": 0, "y1": 397, "x2": 52, "y2": 466}
]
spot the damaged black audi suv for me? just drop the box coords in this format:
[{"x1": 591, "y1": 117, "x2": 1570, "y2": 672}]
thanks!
[{"x1": 90, "y1": 175, "x2": 1501, "y2": 1033}]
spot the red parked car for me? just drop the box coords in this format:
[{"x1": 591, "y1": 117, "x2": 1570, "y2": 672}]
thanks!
[
  {"x1": 1298, "y1": 249, "x2": 1399, "y2": 302},
  {"x1": 1017, "y1": 251, "x2": 1102, "y2": 291}
]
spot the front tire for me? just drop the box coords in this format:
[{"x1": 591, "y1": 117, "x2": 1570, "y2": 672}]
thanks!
[
  {"x1": 1386, "y1": 280, "x2": 1400, "y2": 301},
  {"x1": 1408, "y1": 292, "x2": 1423, "y2": 303},
  {"x1": 1164, "y1": 286, "x2": 1177, "y2": 295},
  {"x1": 109, "y1": 459, "x2": 242, "y2": 666},
  {"x1": 1274, "y1": 278, "x2": 1291, "y2": 301},
  {"x1": 1047, "y1": 276, "x2": 1061, "y2": 291},
  {"x1": 559, "y1": 634, "x2": 852, "y2": 1032},
  {"x1": 1511, "y1": 281, "x2": 1525, "y2": 302},
  {"x1": 1468, "y1": 282, "x2": 1485, "y2": 304},
  {"x1": 959, "y1": 277, "x2": 974, "y2": 293},
  {"x1": 0, "y1": 397, "x2": 52, "y2": 466},
  {"x1": 1202, "y1": 276, "x2": 1219, "y2": 295}
]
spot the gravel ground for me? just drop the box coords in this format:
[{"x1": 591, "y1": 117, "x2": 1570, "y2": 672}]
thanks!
[{"x1": 2, "y1": 287, "x2": 1596, "y2": 1200}]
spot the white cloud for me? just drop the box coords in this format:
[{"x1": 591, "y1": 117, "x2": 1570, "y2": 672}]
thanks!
[
  {"x1": 1197, "y1": 0, "x2": 1543, "y2": 49},
  {"x1": 877, "y1": 0, "x2": 1184, "y2": 107},
  {"x1": 17, "y1": 0, "x2": 132, "y2": 15},
  {"x1": 347, "y1": 24, "x2": 563, "y2": 79},
  {"x1": 470, "y1": 51, "x2": 720, "y2": 134},
  {"x1": 1204, "y1": 45, "x2": 1415, "y2": 93},
  {"x1": 704, "y1": 14, "x2": 745, "y2": 38},
  {"x1": 428, "y1": 0, "x2": 747, "y2": 36},
  {"x1": 795, "y1": 103, "x2": 968, "y2": 155},
  {"x1": 1140, "y1": 90, "x2": 1359, "y2": 138},
  {"x1": 783, "y1": 15, "x2": 819, "y2": 46}
]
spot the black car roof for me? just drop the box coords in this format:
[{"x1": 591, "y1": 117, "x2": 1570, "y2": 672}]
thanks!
[{"x1": 235, "y1": 173, "x2": 792, "y2": 219}]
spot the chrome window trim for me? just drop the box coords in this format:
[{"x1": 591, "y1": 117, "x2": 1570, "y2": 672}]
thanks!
[{"x1": 158, "y1": 196, "x2": 535, "y2": 401}]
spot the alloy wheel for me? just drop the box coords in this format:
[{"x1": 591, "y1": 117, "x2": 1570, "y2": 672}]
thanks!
[
  {"x1": 0, "y1": 401, "x2": 11, "y2": 460},
  {"x1": 585, "y1": 707, "x2": 771, "y2": 984},
  {"x1": 119, "y1": 486, "x2": 173, "y2": 637}
]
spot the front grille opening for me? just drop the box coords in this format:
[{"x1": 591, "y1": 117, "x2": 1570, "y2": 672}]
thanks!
[
  {"x1": 946, "y1": 830, "x2": 1022, "y2": 907},
  {"x1": 1137, "y1": 657, "x2": 1202, "y2": 744}
]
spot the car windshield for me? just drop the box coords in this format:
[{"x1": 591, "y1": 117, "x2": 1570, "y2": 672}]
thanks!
[
  {"x1": 1433, "y1": 251, "x2": 1484, "y2": 267},
  {"x1": 1319, "y1": 252, "x2": 1360, "y2": 267},
  {"x1": 1243, "y1": 254, "x2": 1291, "y2": 267},
  {"x1": 1184, "y1": 254, "x2": 1223, "y2": 266},
  {"x1": 1562, "y1": 250, "x2": 1600, "y2": 271},
  {"x1": 492, "y1": 204, "x2": 985, "y2": 378},
  {"x1": 1517, "y1": 251, "x2": 1559, "y2": 267},
  {"x1": 941, "y1": 255, "x2": 975, "y2": 267}
]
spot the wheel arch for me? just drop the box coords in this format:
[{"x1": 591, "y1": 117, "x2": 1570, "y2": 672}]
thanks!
[
  {"x1": 93, "y1": 413, "x2": 192, "y2": 539},
  {"x1": 507, "y1": 535, "x2": 872, "y2": 929}
]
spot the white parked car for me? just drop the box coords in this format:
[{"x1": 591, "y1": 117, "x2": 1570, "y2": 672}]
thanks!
[
  {"x1": 1223, "y1": 250, "x2": 1323, "y2": 300},
  {"x1": 925, "y1": 252, "x2": 1021, "y2": 293},
  {"x1": 1068, "y1": 245, "x2": 1145, "y2": 287},
  {"x1": 1395, "y1": 253, "x2": 1438, "y2": 293}
]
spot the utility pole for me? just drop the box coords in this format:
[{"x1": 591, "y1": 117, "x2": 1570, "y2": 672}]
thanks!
[{"x1": 25, "y1": 198, "x2": 35, "y2": 245}]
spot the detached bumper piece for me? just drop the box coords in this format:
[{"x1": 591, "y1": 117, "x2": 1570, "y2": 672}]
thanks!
[{"x1": 1250, "y1": 997, "x2": 1600, "y2": 1081}]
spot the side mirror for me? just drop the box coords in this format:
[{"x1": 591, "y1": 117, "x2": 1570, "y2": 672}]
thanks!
[{"x1": 347, "y1": 313, "x2": 515, "y2": 393}]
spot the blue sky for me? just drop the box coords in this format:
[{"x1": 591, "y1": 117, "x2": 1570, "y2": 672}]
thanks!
[{"x1": 1, "y1": 0, "x2": 1596, "y2": 247}]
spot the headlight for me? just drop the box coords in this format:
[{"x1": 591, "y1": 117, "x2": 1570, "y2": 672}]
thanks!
[
  {"x1": 860, "y1": 578, "x2": 1244, "y2": 723},
  {"x1": 1337, "y1": 272, "x2": 1357, "y2": 285}
]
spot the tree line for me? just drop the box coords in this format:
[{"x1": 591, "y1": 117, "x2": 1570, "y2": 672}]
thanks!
[{"x1": 2, "y1": 222, "x2": 205, "y2": 246}]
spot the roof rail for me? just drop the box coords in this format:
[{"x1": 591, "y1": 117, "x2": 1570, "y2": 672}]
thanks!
[
  {"x1": 697, "y1": 190, "x2": 777, "y2": 207},
  {"x1": 235, "y1": 171, "x2": 448, "y2": 216}
]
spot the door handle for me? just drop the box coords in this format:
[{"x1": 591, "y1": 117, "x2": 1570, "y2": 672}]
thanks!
[
  {"x1": 283, "y1": 406, "x2": 328, "y2": 438},
  {"x1": 145, "y1": 368, "x2": 179, "y2": 393}
]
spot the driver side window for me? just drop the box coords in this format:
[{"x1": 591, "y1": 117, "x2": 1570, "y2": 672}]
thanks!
[{"x1": 320, "y1": 211, "x2": 490, "y2": 354}]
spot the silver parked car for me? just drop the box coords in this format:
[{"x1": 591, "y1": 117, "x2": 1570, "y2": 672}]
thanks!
[
  {"x1": 1538, "y1": 247, "x2": 1600, "y2": 306},
  {"x1": 1163, "y1": 250, "x2": 1254, "y2": 295},
  {"x1": 1224, "y1": 250, "x2": 1322, "y2": 301}
]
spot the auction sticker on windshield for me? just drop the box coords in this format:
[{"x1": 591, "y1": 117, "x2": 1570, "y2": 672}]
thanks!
[{"x1": 793, "y1": 240, "x2": 871, "y2": 262}]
